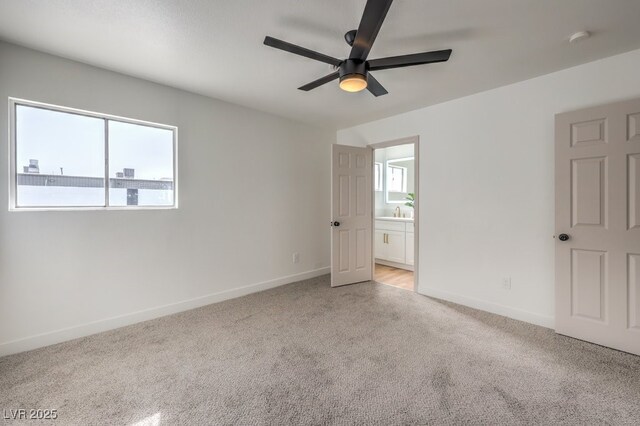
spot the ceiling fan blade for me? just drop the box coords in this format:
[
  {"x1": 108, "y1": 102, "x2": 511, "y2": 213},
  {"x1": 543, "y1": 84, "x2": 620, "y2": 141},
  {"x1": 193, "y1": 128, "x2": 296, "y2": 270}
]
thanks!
[
  {"x1": 366, "y1": 73, "x2": 388, "y2": 97},
  {"x1": 368, "y1": 49, "x2": 452, "y2": 71},
  {"x1": 298, "y1": 71, "x2": 340, "y2": 91},
  {"x1": 349, "y1": 0, "x2": 394, "y2": 61},
  {"x1": 264, "y1": 36, "x2": 342, "y2": 66}
]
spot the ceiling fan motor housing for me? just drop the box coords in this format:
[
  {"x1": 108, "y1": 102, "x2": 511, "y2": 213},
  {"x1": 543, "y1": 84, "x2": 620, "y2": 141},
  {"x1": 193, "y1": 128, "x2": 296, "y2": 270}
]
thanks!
[
  {"x1": 344, "y1": 29, "x2": 357, "y2": 46},
  {"x1": 339, "y1": 59, "x2": 368, "y2": 82}
]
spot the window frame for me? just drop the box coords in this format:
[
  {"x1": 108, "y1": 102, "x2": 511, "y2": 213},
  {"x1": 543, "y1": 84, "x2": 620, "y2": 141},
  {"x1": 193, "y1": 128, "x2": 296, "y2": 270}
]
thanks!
[{"x1": 8, "y1": 97, "x2": 178, "y2": 211}]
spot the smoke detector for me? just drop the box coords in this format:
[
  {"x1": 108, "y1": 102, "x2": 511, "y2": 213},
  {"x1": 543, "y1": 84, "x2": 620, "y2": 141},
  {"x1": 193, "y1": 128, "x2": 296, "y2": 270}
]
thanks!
[{"x1": 569, "y1": 31, "x2": 590, "y2": 43}]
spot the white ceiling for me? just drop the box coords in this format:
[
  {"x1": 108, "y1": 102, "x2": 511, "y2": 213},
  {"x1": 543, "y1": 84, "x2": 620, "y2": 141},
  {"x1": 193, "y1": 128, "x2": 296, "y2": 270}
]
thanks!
[{"x1": 1, "y1": 0, "x2": 640, "y2": 129}]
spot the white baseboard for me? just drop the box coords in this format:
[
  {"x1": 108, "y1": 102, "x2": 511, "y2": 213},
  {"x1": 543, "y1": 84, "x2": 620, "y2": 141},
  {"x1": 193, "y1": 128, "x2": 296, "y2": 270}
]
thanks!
[
  {"x1": 418, "y1": 286, "x2": 554, "y2": 329},
  {"x1": 375, "y1": 259, "x2": 414, "y2": 271},
  {"x1": 0, "y1": 267, "x2": 330, "y2": 357}
]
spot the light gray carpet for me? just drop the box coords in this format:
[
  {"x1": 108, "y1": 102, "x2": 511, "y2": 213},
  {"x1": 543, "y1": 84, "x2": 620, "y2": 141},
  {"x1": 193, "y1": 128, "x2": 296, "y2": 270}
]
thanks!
[{"x1": 1, "y1": 275, "x2": 639, "y2": 425}]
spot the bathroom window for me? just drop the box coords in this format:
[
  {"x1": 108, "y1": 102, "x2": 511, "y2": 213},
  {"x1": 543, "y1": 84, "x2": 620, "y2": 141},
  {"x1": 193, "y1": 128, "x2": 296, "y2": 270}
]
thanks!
[
  {"x1": 374, "y1": 162, "x2": 383, "y2": 191},
  {"x1": 387, "y1": 165, "x2": 407, "y2": 193},
  {"x1": 9, "y1": 98, "x2": 177, "y2": 210}
]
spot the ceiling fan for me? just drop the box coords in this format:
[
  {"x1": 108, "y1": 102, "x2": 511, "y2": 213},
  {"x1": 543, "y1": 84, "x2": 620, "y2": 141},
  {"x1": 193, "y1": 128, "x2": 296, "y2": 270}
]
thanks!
[{"x1": 263, "y1": 0, "x2": 452, "y2": 97}]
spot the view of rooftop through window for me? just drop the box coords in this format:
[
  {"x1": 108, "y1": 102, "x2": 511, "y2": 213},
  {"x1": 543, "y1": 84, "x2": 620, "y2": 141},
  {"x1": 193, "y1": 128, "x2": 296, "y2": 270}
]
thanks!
[{"x1": 13, "y1": 102, "x2": 176, "y2": 208}]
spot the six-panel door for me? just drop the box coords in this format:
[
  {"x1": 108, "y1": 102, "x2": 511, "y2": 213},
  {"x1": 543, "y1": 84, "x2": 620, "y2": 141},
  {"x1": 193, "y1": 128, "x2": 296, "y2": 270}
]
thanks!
[
  {"x1": 555, "y1": 98, "x2": 640, "y2": 356},
  {"x1": 331, "y1": 144, "x2": 373, "y2": 287}
]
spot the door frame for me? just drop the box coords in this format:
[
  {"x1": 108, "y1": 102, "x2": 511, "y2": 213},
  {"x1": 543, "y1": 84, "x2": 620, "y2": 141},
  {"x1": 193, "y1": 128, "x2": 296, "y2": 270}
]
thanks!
[{"x1": 368, "y1": 136, "x2": 420, "y2": 292}]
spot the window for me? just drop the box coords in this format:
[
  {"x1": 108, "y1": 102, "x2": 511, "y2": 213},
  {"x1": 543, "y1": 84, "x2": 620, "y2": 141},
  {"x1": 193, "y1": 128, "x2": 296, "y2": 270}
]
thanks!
[
  {"x1": 107, "y1": 121, "x2": 174, "y2": 207},
  {"x1": 374, "y1": 162, "x2": 383, "y2": 191},
  {"x1": 10, "y1": 99, "x2": 177, "y2": 210},
  {"x1": 387, "y1": 165, "x2": 407, "y2": 193}
]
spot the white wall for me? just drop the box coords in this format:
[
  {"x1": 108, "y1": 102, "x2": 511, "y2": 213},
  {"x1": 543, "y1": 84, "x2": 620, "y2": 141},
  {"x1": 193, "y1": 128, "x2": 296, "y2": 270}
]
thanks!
[
  {"x1": 339, "y1": 48, "x2": 640, "y2": 328},
  {"x1": 0, "y1": 42, "x2": 334, "y2": 355}
]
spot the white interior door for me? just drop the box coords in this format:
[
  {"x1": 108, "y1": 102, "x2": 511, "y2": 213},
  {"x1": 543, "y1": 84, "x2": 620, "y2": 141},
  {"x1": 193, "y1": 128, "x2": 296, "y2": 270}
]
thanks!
[
  {"x1": 331, "y1": 144, "x2": 372, "y2": 287},
  {"x1": 555, "y1": 98, "x2": 640, "y2": 356}
]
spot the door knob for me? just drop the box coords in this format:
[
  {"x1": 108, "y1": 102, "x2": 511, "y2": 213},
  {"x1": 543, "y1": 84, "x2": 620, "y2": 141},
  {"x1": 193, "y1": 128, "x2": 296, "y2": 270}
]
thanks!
[
  {"x1": 331, "y1": 221, "x2": 340, "y2": 227},
  {"x1": 558, "y1": 233, "x2": 570, "y2": 241}
]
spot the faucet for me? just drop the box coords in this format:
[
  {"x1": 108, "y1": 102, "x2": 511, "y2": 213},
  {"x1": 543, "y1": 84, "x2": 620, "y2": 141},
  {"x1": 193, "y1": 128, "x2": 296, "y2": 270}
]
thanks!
[{"x1": 394, "y1": 206, "x2": 401, "y2": 217}]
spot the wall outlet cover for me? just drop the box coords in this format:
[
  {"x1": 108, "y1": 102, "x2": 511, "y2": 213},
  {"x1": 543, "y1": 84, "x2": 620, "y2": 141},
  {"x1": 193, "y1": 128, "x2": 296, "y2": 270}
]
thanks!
[{"x1": 501, "y1": 277, "x2": 512, "y2": 290}]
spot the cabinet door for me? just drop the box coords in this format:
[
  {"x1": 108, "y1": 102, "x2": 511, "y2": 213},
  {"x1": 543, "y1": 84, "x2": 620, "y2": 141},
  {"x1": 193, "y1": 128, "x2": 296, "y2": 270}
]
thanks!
[
  {"x1": 374, "y1": 230, "x2": 387, "y2": 260},
  {"x1": 385, "y1": 230, "x2": 406, "y2": 264},
  {"x1": 405, "y1": 232, "x2": 414, "y2": 266}
]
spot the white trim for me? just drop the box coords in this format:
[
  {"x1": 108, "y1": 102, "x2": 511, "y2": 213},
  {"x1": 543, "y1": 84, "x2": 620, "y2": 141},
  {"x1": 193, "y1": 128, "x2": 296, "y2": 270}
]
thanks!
[
  {"x1": 375, "y1": 258, "x2": 414, "y2": 271},
  {"x1": 104, "y1": 117, "x2": 110, "y2": 207},
  {"x1": 419, "y1": 286, "x2": 554, "y2": 329},
  {"x1": 9, "y1": 97, "x2": 176, "y2": 129},
  {"x1": 386, "y1": 156, "x2": 414, "y2": 163},
  {"x1": 7, "y1": 97, "x2": 16, "y2": 212},
  {"x1": 0, "y1": 267, "x2": 329, "y2": 357},
  {"x1": 374, "y1": 162, "x2": 383, "y2": 192}
]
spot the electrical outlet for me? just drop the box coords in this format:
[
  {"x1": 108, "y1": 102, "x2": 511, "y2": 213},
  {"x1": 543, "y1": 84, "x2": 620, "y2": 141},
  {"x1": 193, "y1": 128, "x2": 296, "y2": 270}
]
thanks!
[
  {"x1": 293, "y1": 253, "x2": 300, "y2": 264},
  {"x1": 501, "y1": 277, "x2": 512, "y2": 290}
]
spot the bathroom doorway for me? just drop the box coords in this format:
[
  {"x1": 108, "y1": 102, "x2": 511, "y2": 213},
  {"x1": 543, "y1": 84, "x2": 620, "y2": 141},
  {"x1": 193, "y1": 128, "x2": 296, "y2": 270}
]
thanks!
[{"x1": 369, "y1": 137, "x2": 418, "y2": 291}]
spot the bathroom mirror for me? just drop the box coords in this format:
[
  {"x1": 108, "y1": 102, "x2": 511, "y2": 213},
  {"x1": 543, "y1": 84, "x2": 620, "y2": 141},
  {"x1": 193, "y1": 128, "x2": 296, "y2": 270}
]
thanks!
[{"x1": 385, "y1": 157, "x2": 414, "y2": 203}]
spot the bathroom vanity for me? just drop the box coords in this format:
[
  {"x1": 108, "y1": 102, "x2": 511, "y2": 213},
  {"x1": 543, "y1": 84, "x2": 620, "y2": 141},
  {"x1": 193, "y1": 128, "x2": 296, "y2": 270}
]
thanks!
[{"x1": 374, "y1": 217, "x2": 414, "y2": 271}]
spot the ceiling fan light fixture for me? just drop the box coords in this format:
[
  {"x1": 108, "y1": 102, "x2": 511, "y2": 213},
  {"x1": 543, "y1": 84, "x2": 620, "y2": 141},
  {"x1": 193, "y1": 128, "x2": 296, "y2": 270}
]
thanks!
[{"x1": 339, "y1": 73, "x2": 368, "y2": 92}]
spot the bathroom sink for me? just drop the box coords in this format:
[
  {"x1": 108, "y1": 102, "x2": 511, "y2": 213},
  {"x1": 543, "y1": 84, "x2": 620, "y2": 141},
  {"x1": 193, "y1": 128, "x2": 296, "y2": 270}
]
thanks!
[{"x1": 376, "y1": 216, "x2": 414, "y2": 222}]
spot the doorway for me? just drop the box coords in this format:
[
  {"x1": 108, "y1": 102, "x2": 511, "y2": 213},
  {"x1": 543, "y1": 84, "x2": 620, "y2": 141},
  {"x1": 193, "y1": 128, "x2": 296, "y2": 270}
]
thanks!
[{"x1": 369, "y1": 137, "x2": 418, "y2": 291}]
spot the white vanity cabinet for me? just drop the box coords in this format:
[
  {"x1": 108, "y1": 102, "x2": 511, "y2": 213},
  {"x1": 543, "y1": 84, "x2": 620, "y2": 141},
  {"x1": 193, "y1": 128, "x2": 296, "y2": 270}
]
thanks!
[
  {"x1": 374, "y1": 230, "x2": 387, "y2": 259},
  {"x1": 384, "y1": 230, "x2": 406, "y2": 264},
  {"x1": 405, "y1": 222, "x2": 414, "y2": 266},
  {"x1": 375, "y1": 219, "x2": 414, "y2": 270}
]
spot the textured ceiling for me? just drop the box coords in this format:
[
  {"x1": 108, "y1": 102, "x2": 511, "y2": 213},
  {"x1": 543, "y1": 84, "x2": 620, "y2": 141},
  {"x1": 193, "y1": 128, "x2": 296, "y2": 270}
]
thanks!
[{"x1": 1, "y1": 0, "x2": 640, "y2": 129}]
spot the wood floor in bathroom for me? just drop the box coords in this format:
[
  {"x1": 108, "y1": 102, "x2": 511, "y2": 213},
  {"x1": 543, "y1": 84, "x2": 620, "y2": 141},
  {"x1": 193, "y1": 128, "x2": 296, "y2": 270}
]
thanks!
[{"x1": 374, "y1": 264, "x2": 414, "y2": 291}]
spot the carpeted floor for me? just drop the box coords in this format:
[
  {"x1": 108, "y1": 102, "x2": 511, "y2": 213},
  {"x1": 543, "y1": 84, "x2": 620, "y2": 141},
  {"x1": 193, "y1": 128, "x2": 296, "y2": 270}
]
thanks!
[{"x1": 1, "y1": 275, "x2": 639, "y2": 425}]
